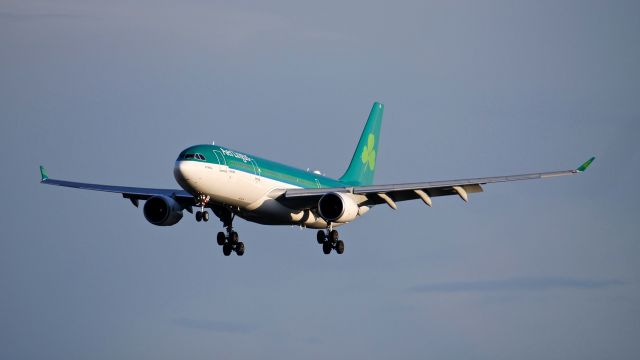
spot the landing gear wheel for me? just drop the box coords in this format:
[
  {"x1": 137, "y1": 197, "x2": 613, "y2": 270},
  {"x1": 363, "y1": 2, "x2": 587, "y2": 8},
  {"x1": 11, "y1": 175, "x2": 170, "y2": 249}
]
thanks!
[
  {"x1": 222, "y1": 243, "x2": 232, "y2": 256},
  {"x1": 322, "y1": 241, "x2": 332, "y2": 254},
  {"x1": 335, "y1": 240, "x2": 345, "y2": 254},
  {"x1": 202, "y1": 211, "x2": 209, "y2": 222},
  {"x1": 316, "y1": 230, "x2": 326, "y2": 244},
  {"x1": 229, "y1": 231, "x2": 239, "y2": 244},
  {"x1": 236, "y1": 242, "x2": 245, "y2": 256},
  {"x1": 216, "y1": 232, "x2": 226, "y2": 246},
  {"x1": 329, "y1": 230, "x2": 339, "y2": 243},
  {"x1": 195, "y1": 211, "x2": 202, "y2": 222}
]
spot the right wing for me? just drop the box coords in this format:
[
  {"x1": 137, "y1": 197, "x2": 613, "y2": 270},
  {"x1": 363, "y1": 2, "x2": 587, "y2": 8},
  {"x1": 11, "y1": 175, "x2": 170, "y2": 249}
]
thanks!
[{"x1": 279, "y1": 157, "x2": 595, "y2": 210}]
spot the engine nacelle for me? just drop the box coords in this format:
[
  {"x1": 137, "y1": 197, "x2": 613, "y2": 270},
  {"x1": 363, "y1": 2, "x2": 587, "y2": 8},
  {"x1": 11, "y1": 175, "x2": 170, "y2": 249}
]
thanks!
[
  {"x1": 317, "y1": 192, "x2": 359, "y2": 223},
  {"x1": 143, "y1": 195, "x2": 184, "y2": 226}
]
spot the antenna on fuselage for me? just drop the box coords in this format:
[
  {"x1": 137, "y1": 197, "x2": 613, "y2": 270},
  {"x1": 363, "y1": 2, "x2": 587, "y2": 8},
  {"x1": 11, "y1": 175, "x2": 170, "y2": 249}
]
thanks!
[{"x1": 212, "y1": 140, "x2": 215, "y2": 145}]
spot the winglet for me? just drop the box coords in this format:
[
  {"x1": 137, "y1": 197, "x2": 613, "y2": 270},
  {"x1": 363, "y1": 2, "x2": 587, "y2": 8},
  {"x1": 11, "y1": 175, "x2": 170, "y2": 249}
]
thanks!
[
  {"x1": 576, "y1": 157, "x2": 595, "y2": 172},
  {"x1": 39, "y1": 165, "x2": 49, "y2": 181}
]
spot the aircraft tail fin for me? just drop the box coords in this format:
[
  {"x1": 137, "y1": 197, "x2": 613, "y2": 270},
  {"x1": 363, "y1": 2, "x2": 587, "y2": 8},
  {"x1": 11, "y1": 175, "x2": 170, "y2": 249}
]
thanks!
[{"x1": 339, "y1": 102, "x2": 384, "y2": 186}]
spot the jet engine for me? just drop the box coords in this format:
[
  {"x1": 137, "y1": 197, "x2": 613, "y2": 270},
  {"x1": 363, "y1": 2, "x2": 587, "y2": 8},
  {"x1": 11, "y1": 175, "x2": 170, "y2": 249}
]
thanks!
[
  {"x1": 317, "y1": 192, "x2": 359, "y2": 223},
  {"x1": 143, "y1": 195, "x2": 184, "y2": 226}
]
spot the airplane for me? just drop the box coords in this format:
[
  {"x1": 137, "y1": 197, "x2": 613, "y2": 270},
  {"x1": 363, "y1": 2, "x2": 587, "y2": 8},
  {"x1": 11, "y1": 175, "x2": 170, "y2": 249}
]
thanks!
[{"x1": 39, "y1": 102, "x2": 595, "y2": 256}]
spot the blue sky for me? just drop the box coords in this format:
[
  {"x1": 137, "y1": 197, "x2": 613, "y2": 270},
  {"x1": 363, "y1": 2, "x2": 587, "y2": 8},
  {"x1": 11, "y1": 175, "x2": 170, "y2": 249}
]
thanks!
[{"x1": 1, "y1": 1, "x2": 639, "y2": 359}]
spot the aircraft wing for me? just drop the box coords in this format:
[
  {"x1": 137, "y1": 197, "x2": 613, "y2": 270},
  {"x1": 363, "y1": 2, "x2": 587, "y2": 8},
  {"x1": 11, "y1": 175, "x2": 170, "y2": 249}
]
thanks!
[
  {"x1": 280, "y1": 157, "x2": 595, "y2": 210},
  {"x1": 38, "y1": 166, "x2": 195, "y2": 207}
]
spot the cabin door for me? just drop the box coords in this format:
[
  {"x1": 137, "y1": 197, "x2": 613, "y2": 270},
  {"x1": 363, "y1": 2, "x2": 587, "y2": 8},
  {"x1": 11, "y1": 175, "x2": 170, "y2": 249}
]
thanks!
[{"x1": 212, "y1": 150, "x2": 229, "y2": 179}]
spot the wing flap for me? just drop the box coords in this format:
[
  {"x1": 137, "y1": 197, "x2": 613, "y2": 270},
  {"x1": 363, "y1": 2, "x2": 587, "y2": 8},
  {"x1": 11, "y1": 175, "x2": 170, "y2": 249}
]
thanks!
[{"x1": 358, "y1": 184, "x2": 483, "y2": 206}]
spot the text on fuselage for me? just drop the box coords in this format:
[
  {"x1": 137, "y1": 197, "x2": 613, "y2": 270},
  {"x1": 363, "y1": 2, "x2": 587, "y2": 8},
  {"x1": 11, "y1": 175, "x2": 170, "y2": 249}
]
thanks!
[{"x1": 220, "y1": 148, "x2": 253, "y2": 163}]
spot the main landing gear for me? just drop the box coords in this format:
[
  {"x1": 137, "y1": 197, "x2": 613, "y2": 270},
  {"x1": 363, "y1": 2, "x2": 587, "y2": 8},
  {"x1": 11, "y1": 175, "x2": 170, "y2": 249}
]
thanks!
[
  {"x1": 317, "y1": 229, "x2": 345, "y2": 255},
  {"x1": 217, "y1": 229, "x2": 245, "y2": 256},
  {"x1": 194, "y1": 198, "x2": 245, "y2": 257},
  {"x1": 214, "y1": 208, "x2": 245, "y2": 257}
]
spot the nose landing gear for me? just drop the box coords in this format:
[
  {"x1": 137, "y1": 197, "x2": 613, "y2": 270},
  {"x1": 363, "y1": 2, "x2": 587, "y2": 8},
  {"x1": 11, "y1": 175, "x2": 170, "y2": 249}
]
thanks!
[
  {"x1": 195, "y1": 210, "x2": 209, "y2": 222},
  {"x1": 317, "y1": 228, "x2": 345, "y2": 255},
  {"x1": 195, "y1": 194, "x2": 211, "y2": 222}
]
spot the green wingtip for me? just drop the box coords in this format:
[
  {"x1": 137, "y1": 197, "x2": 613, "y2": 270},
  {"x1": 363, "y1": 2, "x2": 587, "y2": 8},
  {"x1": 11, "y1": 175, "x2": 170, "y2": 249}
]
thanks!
[
  {"x1": 576, "y1": 157, "x2": 595, "y2": 172},
  {"x1": 39, "y1": 165, "x2": 48, "y2": 181}
]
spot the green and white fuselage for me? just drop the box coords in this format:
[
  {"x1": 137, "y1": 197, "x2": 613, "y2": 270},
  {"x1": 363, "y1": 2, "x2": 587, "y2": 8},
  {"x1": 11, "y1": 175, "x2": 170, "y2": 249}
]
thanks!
[{"x1": 174, "y1": 144, "x2": 358, "y2": 229}]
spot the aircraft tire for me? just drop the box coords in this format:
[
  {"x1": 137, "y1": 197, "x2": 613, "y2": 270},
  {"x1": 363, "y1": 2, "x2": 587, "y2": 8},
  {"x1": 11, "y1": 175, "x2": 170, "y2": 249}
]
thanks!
[
  {"x1": 202, "y1": 211, "x2": 209, "y2": 222},
  {"x1": 329, "y1": 230, "x2": 339, "y2": 243},
  {"x1": 316, "y1": 230, "x2": 326, "y2": 244},
  {"x1": 216, "y1": 232, "x2": 226, "y2": 246},
  {"x1": 229, "y1": 231, "x2": 239, "y2": 244},
  {"x1": 222, "y1": 243, "x2": 232, "y2": 256},
  {"x1": 335, "y1": 240, "x2": 345, "y2": 254},
  {"x1": 195, "y1": 211, "x2": 202, "y2": 222},
  {"x1": 236, "y1": 242, "x2": 245, "y2": 256},
  {"x1": 322, "y1": 242, "x2": 332, "y2": 254}
]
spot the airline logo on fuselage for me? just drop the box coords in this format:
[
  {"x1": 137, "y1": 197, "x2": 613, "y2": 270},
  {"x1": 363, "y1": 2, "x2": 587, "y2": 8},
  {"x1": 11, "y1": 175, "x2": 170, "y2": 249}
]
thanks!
[{"x1": 220, "y1": 148, "x2": 253, "y2": 163}]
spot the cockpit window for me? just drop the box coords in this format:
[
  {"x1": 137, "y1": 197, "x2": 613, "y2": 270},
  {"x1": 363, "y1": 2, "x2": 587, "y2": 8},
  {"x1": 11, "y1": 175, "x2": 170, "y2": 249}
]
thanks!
[{"x1": 179, "y1": 152, "x2": 206, "y2": 161}]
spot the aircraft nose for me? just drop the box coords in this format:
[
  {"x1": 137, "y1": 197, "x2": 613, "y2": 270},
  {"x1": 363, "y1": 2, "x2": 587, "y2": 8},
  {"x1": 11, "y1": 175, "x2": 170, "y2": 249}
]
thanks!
[{"x1": 174, "y1": 160, "x2": 196, "y2": 186}]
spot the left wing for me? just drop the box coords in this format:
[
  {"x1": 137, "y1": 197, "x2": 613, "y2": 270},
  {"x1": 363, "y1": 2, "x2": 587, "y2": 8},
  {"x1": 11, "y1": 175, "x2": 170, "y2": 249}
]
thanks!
[
  {"x1": 279, "y1": 157, "x2": 595, "y2": 210},
  {"x1": 38, "y1": 166, "x2": 195, "y2": 207}
]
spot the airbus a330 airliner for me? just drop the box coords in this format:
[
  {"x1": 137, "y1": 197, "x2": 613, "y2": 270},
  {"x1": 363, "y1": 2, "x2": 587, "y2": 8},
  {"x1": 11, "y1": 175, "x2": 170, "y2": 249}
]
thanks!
[{"x1": 40, "y1": 102, "x2": 594, "y2": 256}]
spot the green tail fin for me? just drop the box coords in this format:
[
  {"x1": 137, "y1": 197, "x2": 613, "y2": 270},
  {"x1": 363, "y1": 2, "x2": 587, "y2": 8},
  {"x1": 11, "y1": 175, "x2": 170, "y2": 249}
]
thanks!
[{"x1": 339, "y1": 102, "x2": 384, "y2": 186}]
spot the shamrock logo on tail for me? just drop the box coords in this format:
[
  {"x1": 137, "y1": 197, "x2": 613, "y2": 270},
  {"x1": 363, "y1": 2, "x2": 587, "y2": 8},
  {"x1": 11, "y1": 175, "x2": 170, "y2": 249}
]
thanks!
[{"x1": 361, "y1": 133, "x2": 376, "y2": 171}]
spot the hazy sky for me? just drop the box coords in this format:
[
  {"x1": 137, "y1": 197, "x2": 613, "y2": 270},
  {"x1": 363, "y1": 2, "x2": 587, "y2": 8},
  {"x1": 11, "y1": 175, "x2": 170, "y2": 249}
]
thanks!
[{"x1": 1, "y1": 1, "x2": 639, "y2": 359}]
